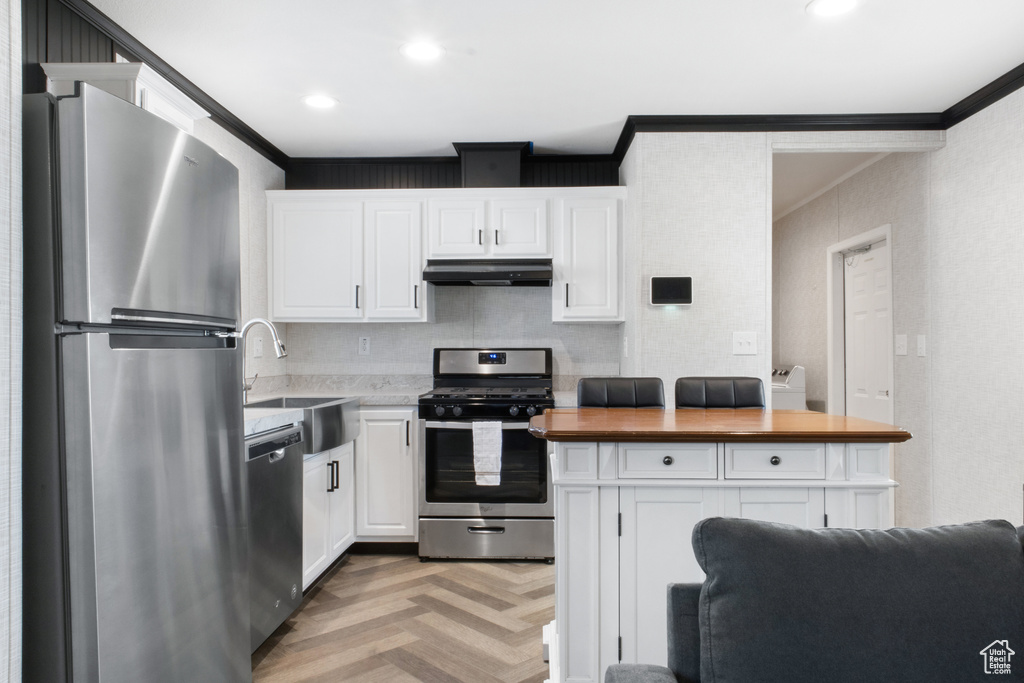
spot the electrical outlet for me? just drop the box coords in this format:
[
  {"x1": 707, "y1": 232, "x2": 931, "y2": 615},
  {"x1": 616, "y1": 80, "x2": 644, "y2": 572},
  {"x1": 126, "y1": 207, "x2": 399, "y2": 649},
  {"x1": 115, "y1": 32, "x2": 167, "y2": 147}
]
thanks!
[
  {"x1": 358, "y1": 337, "x2": 370, "y2": 356},
  {"x1": 253, "y1": 336, "x2": 263, "y2": 358},
  {"x1": 894, "y1": 334, "x2": 907, "y2": 356},
  {"x1": 623, "y1": 335, "x2": 629, "y2": 358},
  {"x1": 917, "y1": 335, "x2": 926, "y2": 357},
  {"x1": 732, "y1": 331, "x2": 757, "y2": 355}
]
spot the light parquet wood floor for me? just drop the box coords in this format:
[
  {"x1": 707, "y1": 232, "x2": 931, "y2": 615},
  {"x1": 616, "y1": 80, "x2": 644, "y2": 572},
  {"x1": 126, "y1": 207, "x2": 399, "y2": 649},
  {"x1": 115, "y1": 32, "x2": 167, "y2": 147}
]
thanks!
[{"x1": 252, "y1": 555, "x2": 555, "y2": 683}]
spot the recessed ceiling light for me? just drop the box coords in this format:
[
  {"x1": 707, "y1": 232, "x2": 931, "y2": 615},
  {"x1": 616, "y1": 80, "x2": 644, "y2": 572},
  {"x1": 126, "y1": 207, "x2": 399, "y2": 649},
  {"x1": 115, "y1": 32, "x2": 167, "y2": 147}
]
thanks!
[
  {"x1": 302, "y1": 94, "x2": 338, "y2": 110},
  {"x1": 400, "y1": 41, "x2": 445, "y2": 61},
  {"x1": 806, "y1": 0, "x2": 857, "y2": 17}
]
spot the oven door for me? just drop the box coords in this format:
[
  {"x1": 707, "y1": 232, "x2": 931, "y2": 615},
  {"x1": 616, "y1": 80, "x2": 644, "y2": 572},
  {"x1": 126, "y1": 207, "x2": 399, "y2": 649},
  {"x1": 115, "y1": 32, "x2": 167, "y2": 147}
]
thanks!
[{"x1": 420, "y1": 420, "x2": 553, "y2": 518}]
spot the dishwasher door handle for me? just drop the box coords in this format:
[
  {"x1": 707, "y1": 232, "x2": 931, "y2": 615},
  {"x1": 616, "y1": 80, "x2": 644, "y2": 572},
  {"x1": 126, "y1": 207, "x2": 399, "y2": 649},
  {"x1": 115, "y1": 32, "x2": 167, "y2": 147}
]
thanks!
[{"x1": 467, "y1": 526, "x2": 505, "y2": 534}]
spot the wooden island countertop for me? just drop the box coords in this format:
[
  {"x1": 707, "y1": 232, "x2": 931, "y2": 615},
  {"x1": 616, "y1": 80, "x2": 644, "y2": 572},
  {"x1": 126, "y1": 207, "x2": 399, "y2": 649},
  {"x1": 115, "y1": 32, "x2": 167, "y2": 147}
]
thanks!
[{"x1": 528, "y1": 408, "x2": 912, "y2": 443}]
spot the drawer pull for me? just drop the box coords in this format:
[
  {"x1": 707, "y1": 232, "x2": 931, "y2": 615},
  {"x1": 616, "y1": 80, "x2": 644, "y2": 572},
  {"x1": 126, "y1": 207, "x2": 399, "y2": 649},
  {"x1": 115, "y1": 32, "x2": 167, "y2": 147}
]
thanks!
[
  {"x1": 770, "y1": 456, "x2": 781, "y2": 466},
  {"x1": 663, "y1": 456, "x2": 674, "y2": 466}
]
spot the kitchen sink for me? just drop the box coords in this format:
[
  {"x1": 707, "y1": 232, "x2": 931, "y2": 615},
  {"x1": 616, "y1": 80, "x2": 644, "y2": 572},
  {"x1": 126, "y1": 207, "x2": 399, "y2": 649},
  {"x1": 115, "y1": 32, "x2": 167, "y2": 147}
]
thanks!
[{"x1": 245, "y1": 396, "x2": 360, "y2": 454}]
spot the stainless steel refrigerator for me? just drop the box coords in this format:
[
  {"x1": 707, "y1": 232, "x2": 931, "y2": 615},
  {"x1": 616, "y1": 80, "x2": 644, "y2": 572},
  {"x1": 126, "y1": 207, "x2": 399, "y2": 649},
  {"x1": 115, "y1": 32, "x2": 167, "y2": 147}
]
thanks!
[{"x1": 23, "y1": 83, "x2": 250, "y2": 681}]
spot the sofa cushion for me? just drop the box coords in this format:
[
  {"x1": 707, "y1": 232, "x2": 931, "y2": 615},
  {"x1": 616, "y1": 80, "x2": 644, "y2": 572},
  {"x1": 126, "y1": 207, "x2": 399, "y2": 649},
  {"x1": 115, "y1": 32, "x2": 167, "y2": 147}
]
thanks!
[{"x1": 691, "y1": 517, "x2": 1024, "y2": 683}]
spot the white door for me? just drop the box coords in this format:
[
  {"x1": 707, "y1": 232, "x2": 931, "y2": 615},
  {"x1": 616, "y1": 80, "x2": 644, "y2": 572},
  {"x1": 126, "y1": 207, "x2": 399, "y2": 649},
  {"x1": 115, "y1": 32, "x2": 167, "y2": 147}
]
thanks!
[
  {"x1": 365, "y1": 201, "x2": 424, "y2": 320},
  {"x1": 356, "y1": 408, "x2": 416, "y2": 538},
  {"x1": 302, "y1": 452, "x2": 331, "y2": 589},
  {"x1": 328, "y1": 443, "x2": 355, "y2": 558},
  {"x1": 843, "y1": 241, "x2": 893, "y2": 424},
  {"x1": 427, "y1": 199, "x2": 487, "y2": 257},
  {"x1": 619, "y1": 487, "x2": 721, "y2": 667},
  {"x1": 490, "y1": 198, "x2": 549, "y2": 256},
  {"x1": 722, "y1": 487, "x2": 825, "y2": 527},
  {"x1": 554, "y1": 198, "x2": 620, "y2": 321},
  {"x1": 269, "y1": 200, "x2": 363, "y2": 321}
]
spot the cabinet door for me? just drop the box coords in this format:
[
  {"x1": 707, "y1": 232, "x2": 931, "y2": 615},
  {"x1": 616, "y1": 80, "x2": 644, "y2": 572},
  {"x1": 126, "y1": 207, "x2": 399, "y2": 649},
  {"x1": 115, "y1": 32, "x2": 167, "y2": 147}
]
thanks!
[
  {"x1": 269, "y1": 199, "x2": 363, "y2": 321},
  {"x1": 302, "y1": 452, "x2": 331, "y2": 590},
  {"x1": 365, "y1": 201, "x2": 425, "y2": 320},
  {"x1": 619, "y1": 487, "x2": 721, "y2": 668},
  {"x1": 721, "y1": 487, "x2": 826, "y2": 528},
  {"x1": 490, "y1": 198, "x2": 549, "y2": 256},
  {"x1": 428, "y1": 199, "x2": 487, "y2": 257},
  {"x1": 355, "y1": 408, "x2": 417, "y2": 539},
  {"x1": 328, "y1": 443, "x2": 355, "y2": 559},
  {"x1": 554, "y1": 198, "x2": 620, "y2": 321}
]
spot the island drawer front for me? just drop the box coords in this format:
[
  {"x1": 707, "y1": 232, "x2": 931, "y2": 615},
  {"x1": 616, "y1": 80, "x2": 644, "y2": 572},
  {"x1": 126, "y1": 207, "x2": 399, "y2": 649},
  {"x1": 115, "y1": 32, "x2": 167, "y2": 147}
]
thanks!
[
  {"x1": 724, "y1": 443, "x2": 825, "y2": 479},
  {"x1": 618, "y1": 443, "x2": 718, "y2": 479}
]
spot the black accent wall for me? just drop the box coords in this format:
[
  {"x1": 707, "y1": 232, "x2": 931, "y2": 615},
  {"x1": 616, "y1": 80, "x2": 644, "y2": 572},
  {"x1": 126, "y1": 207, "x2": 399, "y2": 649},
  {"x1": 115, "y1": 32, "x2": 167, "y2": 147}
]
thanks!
[
  {"x1": 22, "y1": 0, "x2": 124, "y2": 94},
  {"x1": 287, "y1": 155, "x2": 620, "y2": 190}
]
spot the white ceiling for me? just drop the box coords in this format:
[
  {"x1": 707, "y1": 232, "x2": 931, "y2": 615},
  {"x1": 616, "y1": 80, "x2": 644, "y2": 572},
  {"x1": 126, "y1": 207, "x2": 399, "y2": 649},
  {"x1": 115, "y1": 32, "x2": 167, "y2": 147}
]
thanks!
[{"x1": 87, "y1": 0, "x2": 1024, "y2": 159}]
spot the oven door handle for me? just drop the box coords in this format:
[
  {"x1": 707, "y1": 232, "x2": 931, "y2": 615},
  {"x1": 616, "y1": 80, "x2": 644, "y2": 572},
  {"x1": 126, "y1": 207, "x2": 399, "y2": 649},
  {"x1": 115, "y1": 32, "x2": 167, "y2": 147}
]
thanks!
[{"x1": 424, "y1": 421, "x2": 531, "y2": 430}]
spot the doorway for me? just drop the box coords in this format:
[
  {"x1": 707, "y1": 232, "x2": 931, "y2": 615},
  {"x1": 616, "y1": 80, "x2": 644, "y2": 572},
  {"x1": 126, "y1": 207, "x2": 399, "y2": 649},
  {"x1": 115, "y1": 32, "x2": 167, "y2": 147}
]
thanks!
[{"x1": 826, "y1": 225, "x2": 895, "y2": 423}]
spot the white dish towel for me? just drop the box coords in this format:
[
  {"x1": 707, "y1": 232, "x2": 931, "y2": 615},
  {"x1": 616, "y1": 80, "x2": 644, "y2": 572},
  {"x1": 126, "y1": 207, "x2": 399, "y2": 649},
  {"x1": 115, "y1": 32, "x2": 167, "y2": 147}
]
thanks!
[{"x1": 472, "y1": 421, "x2": 503, "y2": 486}]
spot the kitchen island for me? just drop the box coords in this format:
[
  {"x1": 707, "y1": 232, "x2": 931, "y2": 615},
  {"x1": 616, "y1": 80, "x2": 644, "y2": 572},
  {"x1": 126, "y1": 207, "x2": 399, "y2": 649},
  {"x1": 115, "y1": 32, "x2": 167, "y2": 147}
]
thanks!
[{"x1": 528, "y1": 408, "x2": 911, "y2": 683}]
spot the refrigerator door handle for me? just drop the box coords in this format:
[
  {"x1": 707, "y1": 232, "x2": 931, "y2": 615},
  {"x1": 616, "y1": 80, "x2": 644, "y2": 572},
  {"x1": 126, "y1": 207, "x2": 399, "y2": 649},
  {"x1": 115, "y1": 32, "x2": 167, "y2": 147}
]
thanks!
[{"x1": 111, "y1": 312, "x2": 235, "y2": 330}]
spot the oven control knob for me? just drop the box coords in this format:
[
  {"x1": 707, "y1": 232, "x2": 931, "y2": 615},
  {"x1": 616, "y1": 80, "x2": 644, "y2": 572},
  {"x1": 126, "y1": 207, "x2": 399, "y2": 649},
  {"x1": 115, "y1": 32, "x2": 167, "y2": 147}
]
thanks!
[
  {"x1": 509, "y1": 405, "x2": 520, "y2": 417},
  {"x1": 434, "y1": 405, "x2": 445, "y2": 417},
  {"x1": 526, "y1": 405, "x2": 537, "y2": 417},
  {"x1": 452, "y1": 406, "x2": 463, "y2": 417}
]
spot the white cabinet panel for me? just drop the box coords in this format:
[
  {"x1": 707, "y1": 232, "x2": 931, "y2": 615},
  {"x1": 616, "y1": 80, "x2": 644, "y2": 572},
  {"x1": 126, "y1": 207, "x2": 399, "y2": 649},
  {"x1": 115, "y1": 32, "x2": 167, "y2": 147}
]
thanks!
[
  {"x1": 269, "y1": 200, "x2": 363, "y2": 321},
  {"x1": 620, "y1": 487, "x2": 721, "y2": 667},
  {"x1": 356, "y1": 407, "x2": 417, "y2": 540},
  {"x1": 428, "y1": 200, "x2": 486, "y2": 257},
  {"x1": 722, "y1": 487, "x2": 826, "y2": 527},
  {"x1": 328, "y1": 443, "x2": 355, "y2": 557},
  {"x1": 365, "y1": 201, "x2": 424, "y2": 321},
  {"x1": 302, "y1": 452, "x2": 330, "y2": 589},
  {"x1": 490, "y1": 198, "x2": 549, "y2": 256},
  {"x1": 554, "y1": 198, "x2": 620, "y2": 322}
]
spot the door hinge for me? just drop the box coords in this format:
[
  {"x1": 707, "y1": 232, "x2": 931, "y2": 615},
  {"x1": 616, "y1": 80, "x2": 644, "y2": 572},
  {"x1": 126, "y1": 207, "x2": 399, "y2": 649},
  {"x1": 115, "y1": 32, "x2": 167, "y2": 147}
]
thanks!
[
  {"x1": 618, "y1": 636, "x2": 622, "y2": 661},
  {"x1": 618, "y1": 513, "x2": 622, "y2": 536}
]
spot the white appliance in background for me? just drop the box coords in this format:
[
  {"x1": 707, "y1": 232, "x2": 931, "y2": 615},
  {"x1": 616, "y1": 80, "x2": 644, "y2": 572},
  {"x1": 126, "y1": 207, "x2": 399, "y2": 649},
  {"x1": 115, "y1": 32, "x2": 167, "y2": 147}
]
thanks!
[
  {"x1": 23, "y1": 84, "x2": 249, "y2": 681},
  {"x1": 772, "y1": 365, "x2": 807, "y2": 410}
]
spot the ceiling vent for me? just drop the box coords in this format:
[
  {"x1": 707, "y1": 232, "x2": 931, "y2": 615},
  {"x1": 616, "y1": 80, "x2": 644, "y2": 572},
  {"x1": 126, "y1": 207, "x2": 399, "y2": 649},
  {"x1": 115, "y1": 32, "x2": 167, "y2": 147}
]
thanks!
[{"x1": 453, "y1": 142, "x2": 531, "y2": 188}]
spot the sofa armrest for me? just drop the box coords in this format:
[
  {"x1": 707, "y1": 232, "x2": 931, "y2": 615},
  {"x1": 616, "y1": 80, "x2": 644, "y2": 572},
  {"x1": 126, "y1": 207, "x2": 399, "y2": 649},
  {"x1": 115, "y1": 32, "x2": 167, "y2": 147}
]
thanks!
[
  {"x1": 666, "y1": 583, "x2": 701, "y2": 682},
  {"x1": 605, "y1": 663, "x2": 679, "y2": 683}
]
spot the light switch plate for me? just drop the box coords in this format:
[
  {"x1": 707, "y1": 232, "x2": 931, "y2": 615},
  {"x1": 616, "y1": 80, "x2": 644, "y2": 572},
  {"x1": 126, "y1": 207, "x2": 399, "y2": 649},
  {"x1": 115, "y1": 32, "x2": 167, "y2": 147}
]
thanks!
[
  {"x1": 253, "y1": 336, "x2": 263, "y2": 358},
  {"x1": 894, "y1": 334, "x2": 907, "y2": 356},
  {"x1": 733, "y1": 331, "x2": 757, "y2": 355}
]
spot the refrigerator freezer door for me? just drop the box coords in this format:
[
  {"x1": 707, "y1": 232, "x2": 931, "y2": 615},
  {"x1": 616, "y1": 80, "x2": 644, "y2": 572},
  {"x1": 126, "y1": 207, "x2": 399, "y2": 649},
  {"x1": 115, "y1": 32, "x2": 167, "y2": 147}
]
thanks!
[
  {"x1": 61, "y1": 334, "x2": 248, "y2": 682},
  {"x1": 57, "y1": 84, "x2": 240, "y2": 326}
]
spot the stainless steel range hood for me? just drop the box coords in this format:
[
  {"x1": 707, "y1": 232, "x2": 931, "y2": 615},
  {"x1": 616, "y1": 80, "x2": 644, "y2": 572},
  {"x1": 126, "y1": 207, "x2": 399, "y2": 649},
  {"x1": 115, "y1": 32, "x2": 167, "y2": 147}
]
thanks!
[{"x1": 422, "y1": 259, "x2": 553, "y2": 287}]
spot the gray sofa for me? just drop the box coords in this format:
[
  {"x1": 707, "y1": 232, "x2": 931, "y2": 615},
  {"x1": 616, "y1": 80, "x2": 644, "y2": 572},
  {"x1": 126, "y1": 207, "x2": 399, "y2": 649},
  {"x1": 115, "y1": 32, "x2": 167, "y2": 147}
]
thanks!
[{"x1": 606, "y1": 517, "x2": 1024, "y2": 683}]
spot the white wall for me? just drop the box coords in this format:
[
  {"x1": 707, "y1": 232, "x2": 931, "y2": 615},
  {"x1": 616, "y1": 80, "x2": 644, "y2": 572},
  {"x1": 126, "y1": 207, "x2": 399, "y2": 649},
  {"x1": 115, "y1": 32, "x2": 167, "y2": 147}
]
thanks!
[
  {"x1": 773, "y1": 153, "x2": 934, "y2": 527},
  {"x1": 621, "y1": 133, "x2": 771, "y2": 398},
  {"x1": 929, "y1": 87, "x2": 1024, "y2": 525},
  {"x1": 773, "y1": 92, "x2": 1024, "y2": 527},
  {"x1": 0, "y1": 0, "x2": 21, "y2": 676},
  {"x1": 189, "y1": 120, "x2": 288, "y2": 392}
]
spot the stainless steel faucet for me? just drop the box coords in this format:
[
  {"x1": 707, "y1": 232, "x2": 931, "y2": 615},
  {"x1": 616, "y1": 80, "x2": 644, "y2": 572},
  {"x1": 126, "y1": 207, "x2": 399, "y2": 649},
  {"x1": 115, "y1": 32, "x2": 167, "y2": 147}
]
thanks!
[{"x1": 241, "y1": 318, "x2": 287, "y2": 404}]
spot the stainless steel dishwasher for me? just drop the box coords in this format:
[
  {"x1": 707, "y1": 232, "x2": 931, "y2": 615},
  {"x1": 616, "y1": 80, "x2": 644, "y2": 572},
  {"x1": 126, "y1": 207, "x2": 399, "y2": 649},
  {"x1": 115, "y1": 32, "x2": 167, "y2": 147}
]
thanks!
[{"x1": 246, "y1": 424, "x2": 303, "y2": 653}]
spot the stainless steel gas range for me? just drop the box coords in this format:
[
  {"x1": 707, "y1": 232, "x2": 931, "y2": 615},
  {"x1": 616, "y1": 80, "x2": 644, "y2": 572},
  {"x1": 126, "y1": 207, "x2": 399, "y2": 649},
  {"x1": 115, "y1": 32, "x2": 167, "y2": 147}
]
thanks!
[{"x1": 418, "y1": 348, "x2": 555, "y2": 562}]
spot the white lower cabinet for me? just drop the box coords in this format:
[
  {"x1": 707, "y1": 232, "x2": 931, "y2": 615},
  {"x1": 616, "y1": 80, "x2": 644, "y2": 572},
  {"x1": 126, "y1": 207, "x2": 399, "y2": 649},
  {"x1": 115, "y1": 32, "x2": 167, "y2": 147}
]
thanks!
[
  {"x1": 553, "y1": 441, "x2": 895, "y2": 683},
  {"x1": 355, "y1": 406, "x2": 418, "y2": 541},
  {"x1": 302, "y1": 442, "x2": 355, "y2": 590}
]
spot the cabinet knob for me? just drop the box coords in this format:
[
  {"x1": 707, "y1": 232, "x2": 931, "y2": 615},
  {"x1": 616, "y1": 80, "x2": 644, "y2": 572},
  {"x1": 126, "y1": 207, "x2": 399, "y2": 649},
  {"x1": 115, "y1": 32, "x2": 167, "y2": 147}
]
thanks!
[
  {"x1": 770, "y1": 456, "x2": 781, "y2": 466},
  {"x1": 663, "y1": 456, "x2": 674, "y2": 466}
]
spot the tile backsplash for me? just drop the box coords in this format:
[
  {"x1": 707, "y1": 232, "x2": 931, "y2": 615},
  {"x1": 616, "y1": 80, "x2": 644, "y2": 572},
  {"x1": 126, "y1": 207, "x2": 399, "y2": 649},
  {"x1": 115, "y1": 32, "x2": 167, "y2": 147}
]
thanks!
[{"x1": 282, "y1": 286, "x2": 621, "y2": 386}]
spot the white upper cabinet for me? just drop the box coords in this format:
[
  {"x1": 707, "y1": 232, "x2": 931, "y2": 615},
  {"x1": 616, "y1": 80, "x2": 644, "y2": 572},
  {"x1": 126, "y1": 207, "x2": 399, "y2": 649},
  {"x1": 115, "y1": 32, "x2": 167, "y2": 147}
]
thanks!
[
  {"x1": 490, "y1": 198, "x2": 549, "y2": 256},
  {"x1": 428, "y1": 200, "x2": 487, "y2": 257},
  {"x1": 365, "y1": 201, "x2": 426, "y2": 321},
  {"x1": 553, "y1": 197, "x2": 622, "y2": 322},
  {"x1": 269, "y1": 198, "x2": 363, "y2": 321},
  {"x1": 427, "y1": 197, "x2": 549, "y2": 258}
]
